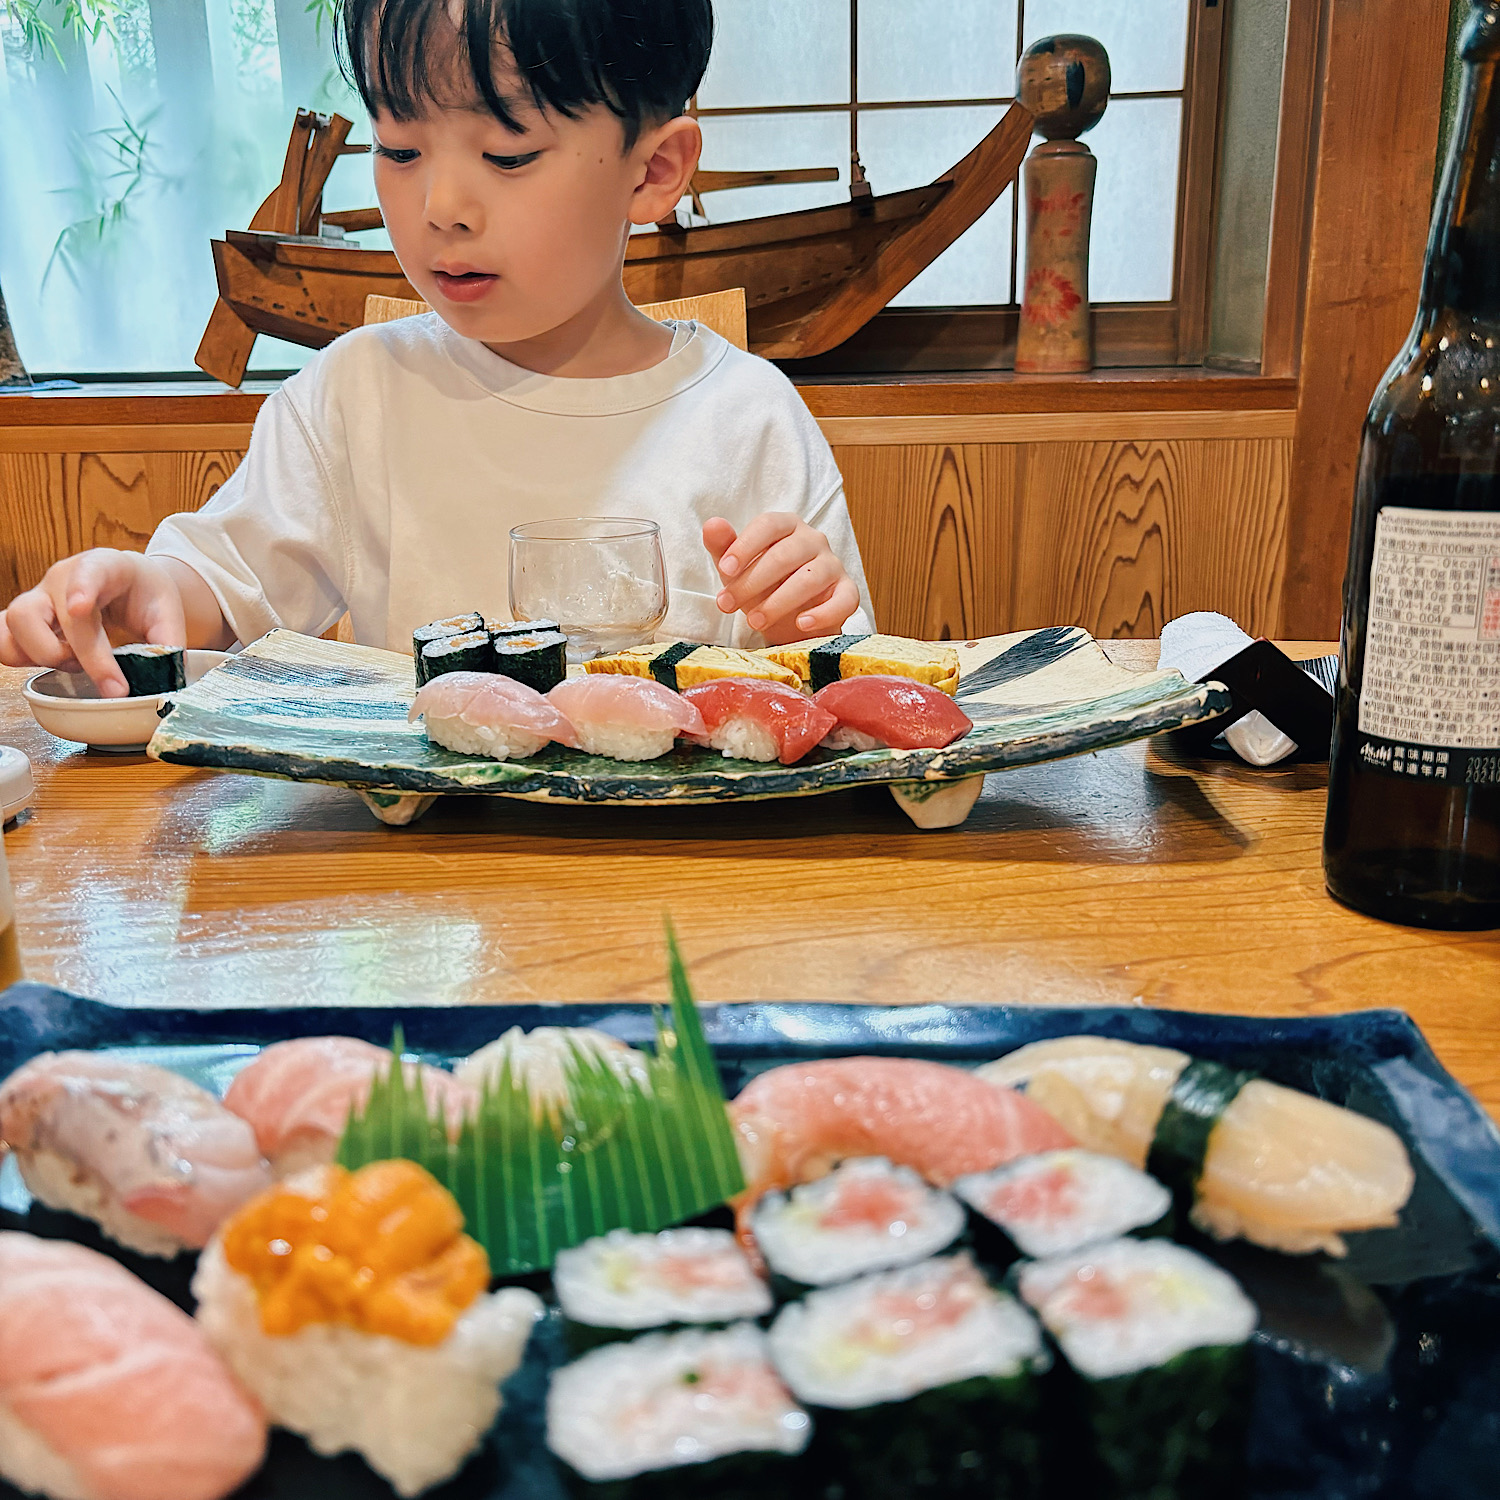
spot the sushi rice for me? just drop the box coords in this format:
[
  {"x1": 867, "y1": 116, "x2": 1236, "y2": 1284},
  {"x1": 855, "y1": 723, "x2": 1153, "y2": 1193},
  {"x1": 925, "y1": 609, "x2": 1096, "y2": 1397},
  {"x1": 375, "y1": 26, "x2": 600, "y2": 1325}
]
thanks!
[
  {"x1": 751, "y1": 1157, "x2": 966, "y2": 1288},
  {"x1": 193, "y1": 1239, "x2": 542, "y2": 1499}
]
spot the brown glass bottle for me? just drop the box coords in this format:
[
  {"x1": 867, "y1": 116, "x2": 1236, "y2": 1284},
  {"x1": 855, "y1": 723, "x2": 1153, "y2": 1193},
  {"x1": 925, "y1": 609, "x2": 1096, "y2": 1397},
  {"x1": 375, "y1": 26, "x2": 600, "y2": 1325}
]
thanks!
[{"x1": 1323, "y1": 1, "x2": 1500, "y2": 929}]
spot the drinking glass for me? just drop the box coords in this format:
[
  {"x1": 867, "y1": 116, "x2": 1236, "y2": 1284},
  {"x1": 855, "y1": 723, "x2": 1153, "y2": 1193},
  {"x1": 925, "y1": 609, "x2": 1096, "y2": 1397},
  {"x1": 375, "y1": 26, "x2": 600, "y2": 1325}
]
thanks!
[{"x1": 509, "y1": 518, "x2": 669, "y2": 662}]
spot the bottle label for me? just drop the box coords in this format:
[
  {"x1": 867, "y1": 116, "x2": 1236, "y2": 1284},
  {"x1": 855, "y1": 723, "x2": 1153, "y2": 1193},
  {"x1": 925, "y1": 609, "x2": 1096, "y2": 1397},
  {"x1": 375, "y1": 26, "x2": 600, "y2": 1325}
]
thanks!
[{"x1": 1355, "y1": 506, "x2": 1500, "y2": 782}]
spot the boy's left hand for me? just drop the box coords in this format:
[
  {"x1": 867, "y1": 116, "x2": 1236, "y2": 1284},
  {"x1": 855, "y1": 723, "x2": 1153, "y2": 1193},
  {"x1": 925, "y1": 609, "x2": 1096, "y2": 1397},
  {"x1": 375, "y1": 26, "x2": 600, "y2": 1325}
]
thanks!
[{"x1": 703, "y1": 514, "x2": 861, "y2": 645}]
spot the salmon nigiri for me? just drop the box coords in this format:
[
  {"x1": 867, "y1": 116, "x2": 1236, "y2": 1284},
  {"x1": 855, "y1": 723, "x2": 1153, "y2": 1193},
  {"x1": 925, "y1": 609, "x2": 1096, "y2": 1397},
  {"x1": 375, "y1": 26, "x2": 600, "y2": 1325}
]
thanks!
[
  {"x1": 979, "y1": 1036, "x2": 1416, "y2": 1256},
  {"x1": 223, "y1": 1036, "x2": 477, "y2": 1177},
  {"x1": 681, "y1": 677, "x2": 837, "y2": 764},
  {"x1": 813, "y1": 675, "x2": 973, "y2": 751},
  {"x1": 0, "y1": 1231, "x2": 267, "y2": 1500},
  {"x1": 0, "y1": 1054, "x2": 273, "y2": 1257},
  {"x1": 729, "y1": 1057, "x2": 1074, "y2": 1244}
]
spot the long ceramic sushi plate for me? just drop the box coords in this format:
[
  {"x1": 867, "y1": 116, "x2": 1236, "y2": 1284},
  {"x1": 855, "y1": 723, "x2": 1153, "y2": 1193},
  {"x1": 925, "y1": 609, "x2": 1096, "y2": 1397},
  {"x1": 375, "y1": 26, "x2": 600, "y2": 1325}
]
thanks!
[
  {"x1": 2, "y1": 984, "x2": 1499, "y2": 1500},
  {"x1": 144, "y1": 626, "x2": 1232, "y2": 826}
]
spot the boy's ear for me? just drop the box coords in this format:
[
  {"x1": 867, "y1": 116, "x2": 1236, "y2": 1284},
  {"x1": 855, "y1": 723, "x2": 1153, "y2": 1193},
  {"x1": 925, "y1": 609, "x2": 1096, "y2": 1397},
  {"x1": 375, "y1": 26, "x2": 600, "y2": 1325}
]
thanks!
[{"x1": 629, "y1": 115, "x2": 702, "y2": 227}]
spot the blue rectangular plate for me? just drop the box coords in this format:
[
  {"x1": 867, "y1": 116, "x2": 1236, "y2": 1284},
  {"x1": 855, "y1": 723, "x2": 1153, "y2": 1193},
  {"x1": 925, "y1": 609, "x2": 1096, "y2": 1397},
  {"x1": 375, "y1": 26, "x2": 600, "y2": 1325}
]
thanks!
[{"x1": 2, "y1": 984, "x2": 1499, "y2": 1500}]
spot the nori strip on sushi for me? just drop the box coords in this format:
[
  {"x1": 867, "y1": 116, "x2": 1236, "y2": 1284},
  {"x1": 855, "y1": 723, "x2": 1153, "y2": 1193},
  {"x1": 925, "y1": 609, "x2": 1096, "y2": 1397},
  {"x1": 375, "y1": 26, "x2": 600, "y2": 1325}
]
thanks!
[
  {"x1": 807, "y1": 1374, "x2": 1043, "y2": 1500},
  {"x1": 412, "y1": 613, "x2": 483, "y2": 655},
  {"x1": 808, "y1": 633, "x2": 872, "y2": 692},
  {"x1": 112, "y1": 643, "x2": 185, "y2": 695},
  {"x1": 493, "y1": 630, "x2": 568, "y2": 693},
  {"x1": 1147, "y1": 1059, "x2": 1255, "y2": 1211},
  {"x1": 647, "y1": 640, "x2": 699, "y2": 691},
  {"x1": 418, "y1": 630, "x2": 494, "y2": 685},
  {"x1": 560, "y1": 1449, "x2": 810, "y2": 1500}
]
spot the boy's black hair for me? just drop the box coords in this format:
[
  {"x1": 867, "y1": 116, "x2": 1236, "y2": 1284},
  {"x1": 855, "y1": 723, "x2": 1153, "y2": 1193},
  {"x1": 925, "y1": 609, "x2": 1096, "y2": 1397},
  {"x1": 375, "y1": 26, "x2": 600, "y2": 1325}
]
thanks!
[{"x1": 340, "y1": 0, "x2": 714, "y2": 146}]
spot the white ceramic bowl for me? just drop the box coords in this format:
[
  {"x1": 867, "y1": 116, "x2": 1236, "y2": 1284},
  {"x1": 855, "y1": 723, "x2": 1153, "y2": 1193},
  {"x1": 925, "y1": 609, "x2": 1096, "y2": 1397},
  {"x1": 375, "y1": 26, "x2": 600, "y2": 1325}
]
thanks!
[{"x1": 23, "y1": 650, "x2": 233, "y2": 751}]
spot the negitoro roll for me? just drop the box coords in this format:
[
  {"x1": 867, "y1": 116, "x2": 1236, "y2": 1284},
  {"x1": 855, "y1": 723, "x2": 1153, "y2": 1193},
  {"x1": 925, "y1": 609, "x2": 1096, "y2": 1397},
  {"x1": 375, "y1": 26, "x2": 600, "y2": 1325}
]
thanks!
[
  {"x1": 1016, "y1": 1237, "x2": 1258, "y2": 1500},
  {"x1": 546, "y1": 1322, "x2": 812, "y2": 1500},
  {"x1": 758, "y1": 633, "x2": 961, "y2": 694},
  {"x1": 112, "y1": 643, "x2": 186, "y2": 695},
  {"x1": 417, "y1": 630, "x2": 493, "y2": 685},
  {"x1": 412, "y1": 612, "x2": 484, "y2": 656},
  {"x1": 953, "y1": 1150, "x2": 1172, "y2": 1266},
  {"x1": 768, "y1": 1254, "x2": 1047, "y2": 1499},
  {"x1": 750, "y1": 1156, "x2": 966, "y2": 1292},
  {"x1": 584, "y1": 641, "x2": 802, "y2": 692},
  {"x1": 552, "y1": 1227, "x2": 771, "y2": 1351},
  {"x1": 492, "y1": 629, "x2": 568, "y2": 693}
]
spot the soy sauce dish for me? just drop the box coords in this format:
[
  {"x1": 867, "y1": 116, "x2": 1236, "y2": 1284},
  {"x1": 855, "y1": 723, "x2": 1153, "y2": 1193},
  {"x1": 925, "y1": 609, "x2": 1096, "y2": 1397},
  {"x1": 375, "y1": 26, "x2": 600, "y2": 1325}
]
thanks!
[{"x1": 23, "y1": 650, "x2": 233, "y2": 751}]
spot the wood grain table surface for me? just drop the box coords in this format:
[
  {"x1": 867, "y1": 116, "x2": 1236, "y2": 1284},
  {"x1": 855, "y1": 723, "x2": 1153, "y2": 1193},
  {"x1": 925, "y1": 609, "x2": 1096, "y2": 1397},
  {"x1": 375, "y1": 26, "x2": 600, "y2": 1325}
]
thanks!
[{"x1": 2, "y1": 643, "x2": 1497, "y2": 1119}]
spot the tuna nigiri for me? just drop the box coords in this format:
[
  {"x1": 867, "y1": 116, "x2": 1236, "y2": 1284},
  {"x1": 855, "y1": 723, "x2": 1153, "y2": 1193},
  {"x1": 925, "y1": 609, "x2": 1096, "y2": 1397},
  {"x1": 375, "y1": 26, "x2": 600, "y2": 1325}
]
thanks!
[
  {"x1": 409, "y1": 670, "x2": 581, "y2": 759},
  {"x1": 223, "y1": 1036, "x2": 477, "y2": 1177},
  {"x1": 681, "y1": 677, "x2": 837, "y2": 764},
  {"x1": 728, "y1": 1057, "x2": 1074, "y2": 1245},
  {"x1": 813, "y1": 675, "x2": 973, "y2": 751},
  {"x1": 979, "y1": 1037, "x2": 1416, "y2": 1256},
  {"x1": 0, "y1": 1054, "x2": 273, "y2": 1257},
  {"x1": 0, "y1": 1231, "x2": 267, "y2": 1500},
  {"x1": 548, "y1": 674, "x2": 705, "y2": 761}
]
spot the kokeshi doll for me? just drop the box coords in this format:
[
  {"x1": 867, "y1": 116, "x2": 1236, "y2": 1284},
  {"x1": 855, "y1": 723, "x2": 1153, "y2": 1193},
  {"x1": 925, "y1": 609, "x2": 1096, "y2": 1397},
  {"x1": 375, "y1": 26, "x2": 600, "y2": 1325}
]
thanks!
[{"x1": 1015, "y1": 35, "x2": 1111, "y2": 373}]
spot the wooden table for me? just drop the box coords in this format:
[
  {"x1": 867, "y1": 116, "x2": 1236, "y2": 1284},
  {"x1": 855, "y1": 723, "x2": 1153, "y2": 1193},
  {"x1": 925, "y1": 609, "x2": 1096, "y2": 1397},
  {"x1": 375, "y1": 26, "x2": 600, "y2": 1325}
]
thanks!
[{"x1": 3, "y1": 648, "x2": 1497, "y2": 1120}]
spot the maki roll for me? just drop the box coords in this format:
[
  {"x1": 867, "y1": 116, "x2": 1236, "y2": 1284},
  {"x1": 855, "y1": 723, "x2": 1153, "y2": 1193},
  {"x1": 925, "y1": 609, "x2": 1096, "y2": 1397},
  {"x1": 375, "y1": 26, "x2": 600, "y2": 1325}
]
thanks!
[
  {"x1": 492, "y1": 616, "x2": 561, "y2": 639},
  {"x1": 194, "y1": 1159, "x2": 543, "y2": 1499},
  {"x1": 112, "y1": 643, "x2": 185, "y2": 695},
  {"x1": 546, "y1": 1323, "x2": 812, "y2": 1500},
  {"x1": 553, "y1": 1228, "x2": 771, "y2": 1350},
  {"x1": 953, "y1": 1150, "x2": 1172, "y2": 1267},
  {"x1": 585, "y1": 641, "x2": 801, "y2": 692},
  {"x1": 412, "y1": 612, "x2": 484, "y2": 659},
  {"x1": 417, "y1": 630, "x2": 493, "y2": 686},
  {"x1": 1016, "y1": 1238, "x2": 1258, "y2": 1500},
  {"x1": 492, "y1": 629, "x2": 568, "y2": 693},
  {"x1": 768, "y1": 1254, "x2": 1047, "y2": 1499},
  {"x1": 750, "y1": 1157, "x2": 965, "y2": 1292}
]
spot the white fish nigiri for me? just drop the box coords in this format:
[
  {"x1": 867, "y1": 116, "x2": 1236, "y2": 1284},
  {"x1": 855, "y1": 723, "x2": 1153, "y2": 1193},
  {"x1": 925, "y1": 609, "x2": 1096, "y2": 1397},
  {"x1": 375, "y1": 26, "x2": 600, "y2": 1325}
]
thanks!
[
  {"x1": 223, "y1": 1036, "x2": 477, "y2": 1176},
  {"x1": 409, "y1": 670, "x2": 581, "y2": 759},
  {"x1": 0, "y1": 1054, "x2": 273, "y2": 1257},
  {"x1": 0, "y1": 1231, "x2": 267, "y2": 1500},
  {"x1": 979, "y1": 1036, "x2": 1416, "y2": 1257},
  {"x1": 548, "y1": 675, "x2": 705, "y2": 761}
]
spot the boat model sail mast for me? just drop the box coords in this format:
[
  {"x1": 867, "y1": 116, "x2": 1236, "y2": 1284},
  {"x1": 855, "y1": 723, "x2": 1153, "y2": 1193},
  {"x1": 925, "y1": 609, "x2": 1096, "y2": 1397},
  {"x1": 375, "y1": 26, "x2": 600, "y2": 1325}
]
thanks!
[{"x1": 195, "y1": 102, "x2": 1034, "y2": 385}]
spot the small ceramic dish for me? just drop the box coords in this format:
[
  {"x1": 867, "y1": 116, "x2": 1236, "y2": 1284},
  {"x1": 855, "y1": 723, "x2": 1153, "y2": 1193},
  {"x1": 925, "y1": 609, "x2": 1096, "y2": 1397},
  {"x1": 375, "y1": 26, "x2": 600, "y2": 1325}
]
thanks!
[{"x1": 23, "y1": 650, "x2": 233, "y2": 751}]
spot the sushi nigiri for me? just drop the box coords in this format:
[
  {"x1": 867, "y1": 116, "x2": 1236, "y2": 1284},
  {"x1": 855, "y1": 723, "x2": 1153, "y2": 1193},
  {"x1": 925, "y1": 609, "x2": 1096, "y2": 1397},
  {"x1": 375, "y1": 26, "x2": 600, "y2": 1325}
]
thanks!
[
  {"x1": 223, "y1": 1036, "x2": 477, "y2": 1177},
  {"x1": 548, "y1": 674, "x2": 705, "y2": 761},
  {"x1": 681, "y1": 677, "x2": 837, "y2": 764},
  {"x1": 0, "y1": 1231, "x2": 267, "y2": 1500},
  {"x1": 979, "y1": 1037, "x2": 1416, "y2": 1256},
  {"x1": 813, "y1": 675, "x2": 973, "y2": 751},
  {"x1": 0, "y1": 1053, "x2": 273, "y2": 1257},
  {"x1": 454, "y1": 1025, "x2": 651, "y2": 1112},
  {"x1": 409, "y1": 670, "x2": 580, "y2": 759},
  {"x1": 728, "y1": 1057, "x2": 1074, "y2": 1245},
  {"x1": 194, "y1": 1160, "x2": 543, "y2": 1498}
]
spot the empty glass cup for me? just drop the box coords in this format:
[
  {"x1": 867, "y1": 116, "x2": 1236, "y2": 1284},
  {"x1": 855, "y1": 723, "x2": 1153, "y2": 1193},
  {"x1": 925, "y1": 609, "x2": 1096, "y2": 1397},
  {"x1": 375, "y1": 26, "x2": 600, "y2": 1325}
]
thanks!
[{"x1": 509, "y1": 518, "x2": 669, "y2": 663}]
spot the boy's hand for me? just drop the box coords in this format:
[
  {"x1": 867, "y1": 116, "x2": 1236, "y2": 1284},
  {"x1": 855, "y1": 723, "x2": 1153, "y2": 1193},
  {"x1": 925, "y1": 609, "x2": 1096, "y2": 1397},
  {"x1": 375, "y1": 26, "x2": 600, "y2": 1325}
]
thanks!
[
  {"x1": 0, "y1": 550, "x2": 190, "y2": 697},
  {"x1": 703, "y1": 514, "x2": 861, "y2": 646}
]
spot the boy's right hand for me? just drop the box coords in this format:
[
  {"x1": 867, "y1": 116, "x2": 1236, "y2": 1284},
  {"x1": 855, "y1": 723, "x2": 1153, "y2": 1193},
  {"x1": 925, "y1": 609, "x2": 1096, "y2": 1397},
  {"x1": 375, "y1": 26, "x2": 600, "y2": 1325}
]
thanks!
[{"x1": 0, "y1": 550, "x2": 189, "y2": 698}]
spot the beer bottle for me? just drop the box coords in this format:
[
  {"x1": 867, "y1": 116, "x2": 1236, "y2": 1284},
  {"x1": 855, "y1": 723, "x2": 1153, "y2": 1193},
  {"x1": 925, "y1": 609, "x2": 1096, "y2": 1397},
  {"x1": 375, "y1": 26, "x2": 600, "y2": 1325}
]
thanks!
[
  {"x1": 1323, "y1": 0, "x2": 1500, "y2": 928},
  {"x1": 0, "y1": 822, "x2": 21, "y2": 990}
]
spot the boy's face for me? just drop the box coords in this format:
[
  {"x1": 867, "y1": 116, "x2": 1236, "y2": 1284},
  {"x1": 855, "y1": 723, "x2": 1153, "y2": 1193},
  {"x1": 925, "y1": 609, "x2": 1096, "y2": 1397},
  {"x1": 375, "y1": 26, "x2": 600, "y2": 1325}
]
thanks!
[{"x1": 371, "y1": 70, "x2": 697, "y2": 351}]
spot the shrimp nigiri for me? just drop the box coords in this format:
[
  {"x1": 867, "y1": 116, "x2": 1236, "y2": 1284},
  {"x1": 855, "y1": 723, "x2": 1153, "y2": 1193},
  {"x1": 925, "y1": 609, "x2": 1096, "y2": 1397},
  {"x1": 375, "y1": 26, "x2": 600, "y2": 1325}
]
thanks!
[
  {"x1": 0, "y1": 1053, "x2": 273, "y2": 1257},
  {"x1": 979, "y1": 1036, "x2": 1416, "y2": 1256},
  {"x1": 0, "y1": 1231, "x2": 267, "y2": 1500},
  {"x1": 223, "y1": 1036, "x2": 477, "y2": 1176},
  {"x1": 728, "y1": 1057, "x2": 1074, "y2": 1244}
]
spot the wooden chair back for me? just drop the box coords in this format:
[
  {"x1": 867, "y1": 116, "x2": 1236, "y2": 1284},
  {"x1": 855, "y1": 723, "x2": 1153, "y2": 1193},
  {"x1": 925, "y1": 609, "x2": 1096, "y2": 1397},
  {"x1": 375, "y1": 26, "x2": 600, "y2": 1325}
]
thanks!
[{"x1": 362, "y1": 287, "x2": 749, "y2": 351}]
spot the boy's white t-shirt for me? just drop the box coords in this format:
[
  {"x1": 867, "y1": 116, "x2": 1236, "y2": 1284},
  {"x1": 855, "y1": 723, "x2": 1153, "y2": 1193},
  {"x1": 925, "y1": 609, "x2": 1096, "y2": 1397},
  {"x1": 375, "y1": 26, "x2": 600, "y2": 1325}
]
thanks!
[{"x1": 148, "y1": 314, "x2": 875, "y2": 652}]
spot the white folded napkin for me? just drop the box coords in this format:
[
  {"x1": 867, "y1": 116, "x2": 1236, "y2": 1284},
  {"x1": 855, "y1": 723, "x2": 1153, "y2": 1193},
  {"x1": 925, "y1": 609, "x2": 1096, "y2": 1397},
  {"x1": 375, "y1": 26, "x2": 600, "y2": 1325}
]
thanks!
[{"x1": 1158, "y1": 612, "x2": 1298, "y2": 767}]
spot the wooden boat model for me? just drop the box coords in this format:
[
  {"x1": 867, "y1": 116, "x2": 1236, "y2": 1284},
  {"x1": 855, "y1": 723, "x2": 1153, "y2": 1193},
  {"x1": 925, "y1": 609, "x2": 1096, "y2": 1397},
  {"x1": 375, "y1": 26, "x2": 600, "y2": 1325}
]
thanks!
[{"x1": 196, "y1": 104, "x2": 1033, "y2": 385}]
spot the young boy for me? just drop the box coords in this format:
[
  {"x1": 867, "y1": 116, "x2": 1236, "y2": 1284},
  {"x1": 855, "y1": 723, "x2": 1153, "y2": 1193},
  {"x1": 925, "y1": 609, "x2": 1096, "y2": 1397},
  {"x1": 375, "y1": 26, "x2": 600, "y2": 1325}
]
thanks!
[{"x1": 0, "y1": 0, "x2": 872, "y2": 696}]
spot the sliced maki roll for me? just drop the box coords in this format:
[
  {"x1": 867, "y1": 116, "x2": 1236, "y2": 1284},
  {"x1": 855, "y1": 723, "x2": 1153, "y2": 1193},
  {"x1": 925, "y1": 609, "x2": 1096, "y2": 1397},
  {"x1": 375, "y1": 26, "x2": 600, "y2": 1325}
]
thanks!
[
  {"x1": 750, "y1": 1157, "x2": 965, "y2": 1294},
  {"x1": 954, "y1": 1150, "x2": 1172, "y2": 1268},
  {"x1": 492, "y1": 617, "x2": 561, "y2": 639},
  {"x1": 1016, "y1": 1238, "x2": 1258, "y2": 1500},
  {"x1": 417, "y1": 631, "x2": 493, "y2": 686},
  {"x1": 493, "y1": 630, "x2": 568, "y2": 694},
  {"x1": 546, "y1": 1323, "x2": 811, "y2": 1500},
  {"x1": 412, "y1": 613, "x2": 484, "y2": 657},
  {"x1": 768, "y1": 1254, "x2": 1046, "y2": 1499},
  {"x1": 112, "y1": 643, "x2": 185, "y2": 695},
  {"x1": 553, "y1": 1228, "x2": 771, "y2": 1351}
]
